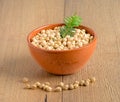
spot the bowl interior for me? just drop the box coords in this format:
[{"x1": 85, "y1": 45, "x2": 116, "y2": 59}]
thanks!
[{"x1": 27, "y1": 23, "x2": 97, "y2": 53}]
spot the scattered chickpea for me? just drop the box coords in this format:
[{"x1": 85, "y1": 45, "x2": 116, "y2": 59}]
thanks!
[
  {"x1": 58, "y1": 82, "x2": 64, "y2": 87},
  {"x1": 22, "y1": 77, "x2": 96, "y2": 92},
  {"x1": 22, "y1": 77, "x2": 29, "y2": 83},
  {"x1": 24, "y1": 84, "x2": 31, "y2": 89},
  {"x1": 62, "y1": 84, "x2": 69, "y2": 90},
  {"x1": 38, "y1": 84, "x2": 43, "y2": 89},
  {"x1": 44, "y1": 82, "x2": 51, "y2": 86},
  {"x1": 83, "y1": 80, "x2": 90, "y2": 86},
  {"x1": 45, "y1": 86, "x2": 53, "y2": 92},
  {"x1": 73, "y1": 83, "x2": 79, "y2": 89},
  {"x1": 86, "y1": 79, "x2": 91, "y2": 83},
  {"x1": 69, "y1": 84, "x2": 74, "y2": 90},
  {"x1": 43, "y1": 85, "x2": 49, "y2": 90},
  {"x1": 34, "y1": 82, "x2": 41, "y2": 87},
  {"x1": 41, "y1": 84, "x2": 45, "y2": 89},
  {"x1": 79, "y1": 80, "x2": 85, "y2": 86},
  {"x1": 31, "y1": 84, "x2": 37, "y2": 89},
  {"x1": 74, "y1": 81, "x2": 80, "y2": 85},
  {"x1": 90, "y1": 77, "x2": 96, "y2": 83},
  {"x1": 54, "y1": 87, "x2": 62, "y2": 92}
]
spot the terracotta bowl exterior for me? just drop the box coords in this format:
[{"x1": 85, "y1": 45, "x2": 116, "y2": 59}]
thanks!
[{"x1": 27, "y1": 23, "x2": 97, "y2": 75}]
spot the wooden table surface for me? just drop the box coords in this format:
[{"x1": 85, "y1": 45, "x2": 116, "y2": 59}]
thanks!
[{"x1": 0, "y1": 0, "x2": 120, "y2": 102}]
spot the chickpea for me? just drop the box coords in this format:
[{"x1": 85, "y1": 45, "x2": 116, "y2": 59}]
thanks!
[
  {"x1": 31, "y1": 84, "x2": 37, "y2": 89},
  {"x1": 90, "y1": 36, "x2": 93, "y2": 40},
  {"x1": 86, "y1": 79, "x2": 91, "y2": 83},
  {"x1": 44, "y1": 82, "x2": 51, "y2": 86},
  {"x1": 54, "y1": 44, "x2": 59, "y2": 49},
  {"x1": 22, "y1": 77, "x2": 29, "y2": 83},
  {"x1": 72, "y1": 41, "x2": 75, "y2": 45},
  {"x1": 74, "y1": 83, "x2": 79, "y2": 89},
  {"x1": 69, "y1": 37, "x2": 74, "y2": 41},
  {"x1": 90, "y1": 77, "x2": 96, "y2": 83},
  {"x1": 76, "y1": 29, "x2": 81, "y2": 33},
  {"x1": 41, "y1": 30, "x2": 45, "y2": 34},
  {"x1": 58, "y1": 82, "x2": 64, "y2": 87},
  {"x1": 63, "y1": 41, "x2": 67, "y2": 46},
  {"x1": 34, "y1": 82, "x2": 41, "y2": 87},
  {"x1": 84, "y1": 80, "x2": 90, "y2": 86},
  {"x1": 54, "y1": 87, "x2": 62, "y2": 92},
  {"x1": 31, "y1": 42, "x2": 37, "y2": 47},
  {"x1": 42, "y1": 34, "x2": 47, "y2": 38},
  {"x1": 46, "y1": 30, "x2": 50, "y2": 34},
  {"x1": 46, "y1": 37, "x2": 49, "y2": 41},
  {"x1": 41, "y1": 40, "x2": 47, "y2": 46},
  {"x1": 47, "y1": 46, "x2": 53, "y2": 50},
  {"x1": 63, "y1": 38, "x2": 67, "y2": 42},
  {"x1": 32, "y1": 37, "x2": 39, "y2": 43},
  {"x1": 46, "y1": 86, "x2": 52, "y2": 92},
  {"x1": 24, "y1": 84, "x2": 31, "y2": 89},
  {"x1": 41, "y1": 84, "x2": 45, "y2": 89},
  {"x1": 57, "y1": 41, "x2": 61, "y2": 45},
  {"x1": 74, "y1": 81, "x2": 80, "y2": 84},
  {"x1": 78, "y1": 42, "x2": 83, "y2": 47},
  {"x1": 62, "y1": 84, "x2": 69, "y2": 90},
  {"x1": 69, "y1": 84, "x2": 74, "y2": 90},
  {"x1": 66, "y1": 35, "x2": 70, "y2": 39},
  {"x1": 79, "y1": 80, "x2": 85, "y2": 86},
  {"x1": 43, "y1": 85, "x2": 49, "y2": 90}
]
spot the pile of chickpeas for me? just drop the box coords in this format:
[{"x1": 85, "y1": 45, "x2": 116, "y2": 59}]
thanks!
[
  {"x1": 31, "y1": 26, "x2": 94, "y2": 50},
  {"x1": 22, "y1": 77, "x2": 96, "y2": 92}
]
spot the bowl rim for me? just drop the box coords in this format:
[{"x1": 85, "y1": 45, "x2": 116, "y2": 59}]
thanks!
[{"x1": 27, "y1": 23, "x2": 97, "y2": 53}]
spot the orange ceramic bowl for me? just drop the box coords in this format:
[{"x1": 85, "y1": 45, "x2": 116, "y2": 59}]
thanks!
[{"x1": 27, "y1": 23, "x2": 97, "y2": 75}]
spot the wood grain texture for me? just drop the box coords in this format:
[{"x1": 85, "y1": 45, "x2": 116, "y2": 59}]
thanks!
[{"x1": 0, "y1": 0, "x2": 120, "y2": 102}]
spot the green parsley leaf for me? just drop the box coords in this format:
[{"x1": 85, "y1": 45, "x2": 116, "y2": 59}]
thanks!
[{"x1": 60, "y1": 14, "x2": 82, "y2": 38}]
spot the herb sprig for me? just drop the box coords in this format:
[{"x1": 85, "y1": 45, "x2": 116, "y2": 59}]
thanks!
[{"x1": 60, "y1": 14, "x2": 82, "y2": 38}]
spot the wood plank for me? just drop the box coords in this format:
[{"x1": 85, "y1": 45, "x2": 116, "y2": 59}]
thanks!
[
  {"x1": 0, "y1": 0, "x2": 120, "y2": 102},
  {"x1": 63, "y1": 0, "x2": 120, "y2": 102},
  {"x1": 0, "y1": 0, "x2": 64, "y2": 102}
]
